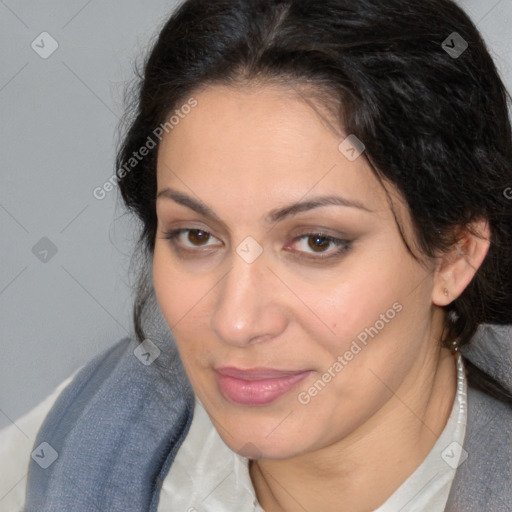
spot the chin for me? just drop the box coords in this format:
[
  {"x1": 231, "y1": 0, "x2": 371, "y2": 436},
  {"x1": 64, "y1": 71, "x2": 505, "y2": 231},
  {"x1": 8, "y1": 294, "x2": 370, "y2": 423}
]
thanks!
[
  {"x1": 207, "y1": 407, "x2": 308, "y2": 460},
  {"x1": 227, "y1": 434, "x2": 302, "y2": 461}
]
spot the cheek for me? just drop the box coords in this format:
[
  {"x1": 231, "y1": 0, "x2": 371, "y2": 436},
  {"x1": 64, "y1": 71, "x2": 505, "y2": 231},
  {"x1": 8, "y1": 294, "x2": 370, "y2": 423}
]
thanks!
[
  {"x1": 152, "y1": 242, "x2": 220, "y2": 372},
  {"x1": 286, "y1": 252, "x2": 428, "y2": 399},
  {"x1": 283, "y1": 259, "x2": 405, "y2": 358},
  {"x1": 153, "y1": 244, "x2": 182, "y2": 325},
  {"x1": 153, "y1": 242, "x2": 210, "y2": 323},
  {"x1": 153, "y1": 244, "x2": 197, "y2": 348}
]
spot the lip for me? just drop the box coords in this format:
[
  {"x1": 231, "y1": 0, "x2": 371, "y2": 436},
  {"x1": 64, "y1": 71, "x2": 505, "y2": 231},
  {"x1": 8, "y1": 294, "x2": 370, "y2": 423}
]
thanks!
[{"x1": 215, "y1": 367, "x2": 312, "y2": 406}]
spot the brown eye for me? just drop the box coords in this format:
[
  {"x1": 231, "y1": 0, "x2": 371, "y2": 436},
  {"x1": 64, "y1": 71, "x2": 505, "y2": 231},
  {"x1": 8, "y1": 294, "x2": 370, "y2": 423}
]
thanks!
[
  {"x1": 308, "y1": 234, "x2": 331, "y2": 252},
  {"x1": 187, "y1": 229, "x2": 210, "y2": 246},
  {"x1": 162, "y1": 228, "x2": 222, "y2": 252},
  {"x1": 285, "y1": 232, "x2": 352, "y2": 261}
]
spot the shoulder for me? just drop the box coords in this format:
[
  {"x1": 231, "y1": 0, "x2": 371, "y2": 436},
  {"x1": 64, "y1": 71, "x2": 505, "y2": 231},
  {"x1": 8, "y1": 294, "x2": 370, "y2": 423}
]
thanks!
[
  {"x1": 0, "y1": 340, "x2": 133, "y2": 511},
  {"x1": 446, "y1": 323, "x2": 512, "y2": 511},
  {"x1": 0, "y1": 370, "x2": 79, "y2": 512},
  {"x1": 24, "y1": 336, "x2": 195, "y2": 511},
  {"x1": 465, "y1": 384, "x2": 512, "y2": 469},
  {"x1": 446, "y1": 384, "x2": 512, "y2": 511},
  {"x1": 461, "y1": 323, "x2": 512, "y2": 394},
  {"x1": 38, "y1": 335, "x2": 194, "y2": 426},
  {"x1": 27, "y1": 335, "x2": 194, "y2": 452}
]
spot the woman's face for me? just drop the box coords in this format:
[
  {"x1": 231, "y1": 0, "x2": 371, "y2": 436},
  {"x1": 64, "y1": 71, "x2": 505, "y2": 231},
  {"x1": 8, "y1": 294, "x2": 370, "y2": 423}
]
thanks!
[{"x1": 153, "y1": 84, "x2": 443, "y2": 460}]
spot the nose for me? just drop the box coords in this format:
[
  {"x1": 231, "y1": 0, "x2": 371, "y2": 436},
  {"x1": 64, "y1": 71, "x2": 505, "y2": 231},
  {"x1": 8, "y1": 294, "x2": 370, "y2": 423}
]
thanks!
[{"x1": 210, "y1": 249, "x2": 287, "y2": 347}]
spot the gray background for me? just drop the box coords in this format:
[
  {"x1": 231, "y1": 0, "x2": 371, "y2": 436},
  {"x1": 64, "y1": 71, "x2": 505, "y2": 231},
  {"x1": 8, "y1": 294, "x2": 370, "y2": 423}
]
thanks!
[{"x1": 1, "y1": 0, "x2": 511, "y2": 430}]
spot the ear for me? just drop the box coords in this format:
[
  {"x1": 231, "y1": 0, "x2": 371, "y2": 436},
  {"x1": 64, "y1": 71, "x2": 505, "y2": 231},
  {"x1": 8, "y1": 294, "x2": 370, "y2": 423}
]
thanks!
[{"x1": 432, "y1": 219, "x2": 491, "y2": 306}]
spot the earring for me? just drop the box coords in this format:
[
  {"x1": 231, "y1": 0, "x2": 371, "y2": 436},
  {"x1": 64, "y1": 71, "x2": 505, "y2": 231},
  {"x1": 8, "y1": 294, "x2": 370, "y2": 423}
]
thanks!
[{"x1": 444, "y1": 288, "x2": 449, "y2": 296}]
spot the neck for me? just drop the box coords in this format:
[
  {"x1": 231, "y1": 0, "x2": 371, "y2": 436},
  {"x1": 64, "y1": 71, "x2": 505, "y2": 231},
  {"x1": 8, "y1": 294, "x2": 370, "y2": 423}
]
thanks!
[{"x1": 249, "y1": 345, "x2": 458, "y2": 512}]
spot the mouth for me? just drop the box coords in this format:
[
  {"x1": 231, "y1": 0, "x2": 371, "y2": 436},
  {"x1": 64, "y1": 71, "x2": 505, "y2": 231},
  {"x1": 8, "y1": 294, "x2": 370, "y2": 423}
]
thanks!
[{"x1": 215, "y1": 367, "x2": 312, "y2": 406}]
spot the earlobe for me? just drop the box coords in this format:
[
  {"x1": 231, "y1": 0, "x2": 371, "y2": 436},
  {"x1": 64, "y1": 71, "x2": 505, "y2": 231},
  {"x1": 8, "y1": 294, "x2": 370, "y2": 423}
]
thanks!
[{"x1": 432, "y1": 220, "x2": 491, "y2": 306}]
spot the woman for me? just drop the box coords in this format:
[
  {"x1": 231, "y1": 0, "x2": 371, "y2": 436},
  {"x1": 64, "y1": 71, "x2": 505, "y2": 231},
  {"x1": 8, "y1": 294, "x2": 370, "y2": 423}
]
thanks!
[{"x1": 5, "y1": 0, "x2": 512, "y2": 510}]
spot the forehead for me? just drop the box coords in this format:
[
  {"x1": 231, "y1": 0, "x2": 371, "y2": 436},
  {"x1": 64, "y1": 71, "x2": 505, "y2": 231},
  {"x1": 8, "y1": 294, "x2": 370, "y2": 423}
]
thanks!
[{"x1": 156, "y1": 84, "x2": 389, "y2": 216}]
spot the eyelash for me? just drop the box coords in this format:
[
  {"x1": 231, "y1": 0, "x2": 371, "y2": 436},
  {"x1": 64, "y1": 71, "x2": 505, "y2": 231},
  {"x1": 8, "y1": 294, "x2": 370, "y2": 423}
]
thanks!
[{"x1": 161, "y1": 228, "x2": 352, "y2": 261}]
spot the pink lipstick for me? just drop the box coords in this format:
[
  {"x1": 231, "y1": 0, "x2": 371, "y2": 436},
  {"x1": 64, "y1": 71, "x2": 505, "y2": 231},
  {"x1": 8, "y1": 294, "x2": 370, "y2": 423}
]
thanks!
[{"x1": 215, "y1": 367, "x2": 311, "y2": 405}]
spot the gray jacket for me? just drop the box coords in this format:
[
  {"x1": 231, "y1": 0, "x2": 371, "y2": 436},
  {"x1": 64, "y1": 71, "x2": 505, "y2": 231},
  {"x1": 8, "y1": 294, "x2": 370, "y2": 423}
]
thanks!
[{"x1": 24, "y1": 324, "x2": 512, "y2": 511}]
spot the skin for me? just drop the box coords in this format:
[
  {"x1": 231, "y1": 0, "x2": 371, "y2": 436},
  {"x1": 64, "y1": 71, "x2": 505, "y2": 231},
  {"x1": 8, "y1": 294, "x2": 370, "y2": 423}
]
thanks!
[{"x1": 152, "y1": 84, "x2": 490, "y2": 511}]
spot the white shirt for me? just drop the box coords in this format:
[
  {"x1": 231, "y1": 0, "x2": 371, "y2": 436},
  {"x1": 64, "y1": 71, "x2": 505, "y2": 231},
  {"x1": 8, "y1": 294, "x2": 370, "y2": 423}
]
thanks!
[{"x1": 0, "y1": 355, "x2": 467, "y2": 512}]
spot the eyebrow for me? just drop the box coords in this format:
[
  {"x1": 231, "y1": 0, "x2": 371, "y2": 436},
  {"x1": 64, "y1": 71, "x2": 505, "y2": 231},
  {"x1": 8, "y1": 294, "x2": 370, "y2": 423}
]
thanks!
[{"x1": 156, "y1": 187, "x2": 373, "y2": 224}]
